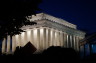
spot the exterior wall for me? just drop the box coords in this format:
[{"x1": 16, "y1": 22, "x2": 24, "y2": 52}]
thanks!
[
  {"x1": 22, "y1": 19, "x2": 85, "y2": 38},
  {"x1": 1, "y1": 13, "x2": 86, "y2": 54},
  {"x1": 28, "y1": 13, "x2": 77, "y2": 29},
  {"x1": 1, "y1": 27, "x2": 85, "y2": 54}
]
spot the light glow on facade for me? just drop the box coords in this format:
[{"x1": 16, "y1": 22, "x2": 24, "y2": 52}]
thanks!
[
  {"x1": 33, "y1": 29, "x2": 37, "y2": 48},
  {"x1": 1, "y1": 13, "x2": 86, "y2": 54},
  {"x1": 15, "y1": 35, "x2": 19, "y2": 46}
]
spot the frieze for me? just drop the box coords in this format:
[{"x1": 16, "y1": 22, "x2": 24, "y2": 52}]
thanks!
[
  {"x1": 22, "y1": 19, "x2": 86, "y2": 37},
  {"x1": 27, "y1": 13, "x2": 77, "y2": 29}
]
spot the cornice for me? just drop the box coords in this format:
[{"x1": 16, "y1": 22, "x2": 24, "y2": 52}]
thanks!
[
  {"x1": 27, "y1": 13, "x2": 77, "y2": 29},
  {"x1": 21, "y1": 19, "x2": 86, "y2": 37}
]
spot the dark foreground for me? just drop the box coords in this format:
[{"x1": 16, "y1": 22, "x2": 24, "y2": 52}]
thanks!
[{"x1": 0, "y1": 45, "x2": 96, "y2": 63}]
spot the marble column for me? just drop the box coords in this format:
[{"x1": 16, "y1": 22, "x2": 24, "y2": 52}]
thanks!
[
  {"x1": 19, "y1": 35, "x2": 21, "y2": 47},
  {"x1": 24, "y1": 31, "x2": 28, "y2": 46},
  {"x1": 31, "y1": 30, "x2": 33, "y2": 45},
  {"x1": 76, "y1": 36, "x2": 79, "y2": 51},
  {"x1": 37, "y1": 29, "x2": 40, "y2": 50},
  {"x1": 15, "y1": 34, "x2": 20, "y2": 47},
  {"x1": 66, "y1": 34, "x2": 69, "y2": 48},
  {"x1": 73, "y1": 35, "x2": 76, "y2": 49},
  {"x1": 60, "y1": 32, "x2": 63, "y2": 47},
  {"x1": 70, "y1": 35, "x2": 72, "y2": 48},
  {"x1": 27, "y1": 30, "x2": 32, "y2": 43},
  {"x1": 33, "y1": 29, "x2": 38, "y2": 49},
  {"x1": 52, "y1": 29, "x2": 55, "y2": 46},
  {"x1": 50, "y1": 29, "x2": 52, "y2": 46},
  {"x1": 77, "y1": 36, "x2": 79, "y2": 51},
  {"x1": 12, "y1": 36, "x2": 16, "y2": 53},
  {"x1": 46, "y1": 28, "x2": 49, "y2": 49},
  {"x1": 40, "y1": 28, "x2": 44, "y2": 51},
  {"x1": 43, "y1": 28, "x2": 46, "y2": 49},
  {"x1": 71, "y1": 35, "x2": 74, "y2": 48},
  {"x1": 58, "y1": 32, "x2": 60, "y2": 46},
  {"x1": 48, "y1": 29, "x2": 51, "y2": 47},
  {"x1": 63, "y1": 33, "x2": 67, "y2": 47},
  {"x1": 21, "y1": 32, "x2": 25, "y2": 47},
  {"x1": 62, "y1": 32, "x2": 64, "y2": 47},
  {"x1": 56, "y1": 31, "x2": 60, "y2": 46},
  {"x1": 7, "y1": 36, "x2": 11, "y2": 53},
  {"x1": 50, "y1": 29, "x2": 54, "y2": 46},
  {"x1": 54, "y1": 30, "x2": 57, "y2": 46},
  {"x1": 2, "y1": 38, "x2": 6, "y2": 53},
  {"x1": 59, "y1": 32, "x2": 61, "y2": 46},
  {"x1": 75, "y1": 36, "x2": 77, "y2": 50}
]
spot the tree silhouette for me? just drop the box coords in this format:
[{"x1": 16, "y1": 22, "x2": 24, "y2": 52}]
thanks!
[{"x1": 0, "y1": 0, "x2": 42, "y2": 39}]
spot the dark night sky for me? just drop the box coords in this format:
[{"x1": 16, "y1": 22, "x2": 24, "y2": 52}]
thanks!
[{"x1": 39, "y1": 0, "x2": 96, "y2": 34}]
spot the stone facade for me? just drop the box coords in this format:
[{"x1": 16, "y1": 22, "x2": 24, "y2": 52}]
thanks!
[{"x1": 1, "y1": 13, "x2": 86, "y2": 54}]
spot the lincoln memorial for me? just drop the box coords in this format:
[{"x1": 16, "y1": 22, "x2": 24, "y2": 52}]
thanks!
[{"x1": 1, "y1": 13, "x2": 86, "y2": 54}]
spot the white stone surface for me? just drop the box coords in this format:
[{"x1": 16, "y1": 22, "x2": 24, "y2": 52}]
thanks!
[
  {"x1": 2, "y1": 38, "x2": 6, "y2": 53},
  {"x1": 7, "y1": 36, "x2": 10, "y2": 53},
  {"x1": 12, "y1": 36, "x2": 16, "y2": 53},
  {"x1": 1, "y1": 13, "x2": 86, "y2": 54},
  {"x1": 27, "y1": 13, "x2": 77, "y2": 29}
]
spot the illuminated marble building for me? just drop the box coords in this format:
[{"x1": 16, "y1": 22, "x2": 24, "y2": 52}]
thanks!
[{"x1": 2, "y1": 13, "x2": 86, "y2": 54}]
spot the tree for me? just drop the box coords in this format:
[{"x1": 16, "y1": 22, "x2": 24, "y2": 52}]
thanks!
[{"x1": 0, "y1": 0, "x2": 42, "y2": 39}]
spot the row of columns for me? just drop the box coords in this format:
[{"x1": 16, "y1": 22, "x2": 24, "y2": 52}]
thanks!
[
  {"x1": 2, "y1": 27, "x2": 81, "y2": 54},
  {"x1": 79, "y1": 43, "x2": 91, "y2": 58}
]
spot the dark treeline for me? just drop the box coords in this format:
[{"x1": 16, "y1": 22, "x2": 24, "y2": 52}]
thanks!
[
  {"x1": 0, "y1": 0, "x2": 42, "y2": 39},
  {"x1": 0, "y1": 42, "x2": 96, "y2": 63}
]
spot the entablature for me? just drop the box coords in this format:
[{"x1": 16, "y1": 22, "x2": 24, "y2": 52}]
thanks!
[
  {"x1": 27, "y1": 13, "x2": 77, "y2": 29},
  {"x1": 21, "y1": 19, "x2": 86, "y2": 37}
]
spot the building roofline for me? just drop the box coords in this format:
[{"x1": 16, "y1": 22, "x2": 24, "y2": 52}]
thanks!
[{"x1": 27, "y1": 13, "x2": 77, "y2": 29}]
